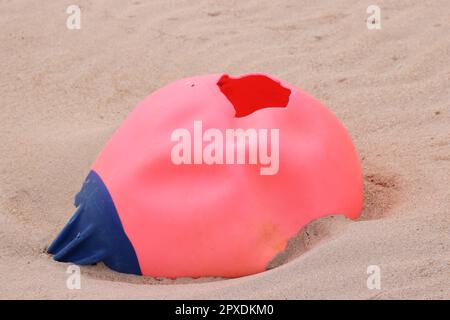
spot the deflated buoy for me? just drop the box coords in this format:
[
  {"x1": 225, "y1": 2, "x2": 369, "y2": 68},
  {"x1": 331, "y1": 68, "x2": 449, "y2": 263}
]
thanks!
[{"x1": 48, "y1": 73, "x2": 363, "y2": 278}]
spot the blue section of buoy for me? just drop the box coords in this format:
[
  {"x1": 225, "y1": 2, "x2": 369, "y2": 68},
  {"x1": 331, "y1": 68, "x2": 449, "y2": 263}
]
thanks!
[{"x1": 48, "y1": 170, "x2": 141, "y2": 275}]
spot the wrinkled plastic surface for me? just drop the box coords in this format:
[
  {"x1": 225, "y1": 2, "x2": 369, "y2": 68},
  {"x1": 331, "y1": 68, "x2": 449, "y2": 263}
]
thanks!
[{"x1": 48, "y1": 171, "x2": 141, "y2": 274}]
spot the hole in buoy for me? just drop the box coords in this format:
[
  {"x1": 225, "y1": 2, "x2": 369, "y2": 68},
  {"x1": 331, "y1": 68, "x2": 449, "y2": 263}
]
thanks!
[{"x1": 217, "y1": 74, "x2": 291, "y2": 117}]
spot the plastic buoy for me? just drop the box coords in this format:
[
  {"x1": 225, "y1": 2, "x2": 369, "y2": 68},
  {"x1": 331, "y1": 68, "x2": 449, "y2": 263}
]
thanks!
[{"x1": 48, "y1": 73, "x2": 363, "y2": 278}]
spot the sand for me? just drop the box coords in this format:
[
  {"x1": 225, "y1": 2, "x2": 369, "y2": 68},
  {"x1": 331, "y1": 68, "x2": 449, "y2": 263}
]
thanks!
[{"x1": 0, "y1": 0, "x2": 449, "y2": 299}]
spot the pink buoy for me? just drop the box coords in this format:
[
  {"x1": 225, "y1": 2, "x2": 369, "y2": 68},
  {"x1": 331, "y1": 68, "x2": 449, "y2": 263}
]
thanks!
[{"x1": 48, "y1": 73, "x2": 363, "y2": 278}]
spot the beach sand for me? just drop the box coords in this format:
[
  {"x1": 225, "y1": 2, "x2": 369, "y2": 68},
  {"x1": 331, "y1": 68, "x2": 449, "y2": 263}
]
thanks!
[{"x1": 0, "y1": 0, "x2": 449, "y2": 299}]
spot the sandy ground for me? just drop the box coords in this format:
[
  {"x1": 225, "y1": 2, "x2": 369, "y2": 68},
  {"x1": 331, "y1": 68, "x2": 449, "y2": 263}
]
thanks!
[{"x1": 0, "y1": 0, "x2": 449, "y2": 299}]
